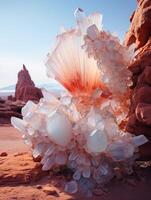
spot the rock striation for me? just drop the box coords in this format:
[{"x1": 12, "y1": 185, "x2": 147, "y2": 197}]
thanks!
[
  {"x1": 15, "y1": 65, "x2": 43, "y2": 102},
  {"x1": 0, "y1": 153, "x2": 46, "y2": 185},
  {"x1": 125, "y1": 0, "x2": 151, "y2": 158},
  {"x1": 0, "y1": 100, "x2": 24, "y2": 124}
]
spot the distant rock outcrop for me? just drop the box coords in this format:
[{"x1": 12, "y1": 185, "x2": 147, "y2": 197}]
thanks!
[
  {"x1": 0, "y1": 65, "x2": 43, "y2": 124},
  {"x1": 15, "y1": 65, "x2": 43, "y2": 102},
  {"x1": 0, "y1": 100, "x2": 24, "y2": 124},
  {"x1": 125, "y1": 0, "x2": 151, "y2": 159}
]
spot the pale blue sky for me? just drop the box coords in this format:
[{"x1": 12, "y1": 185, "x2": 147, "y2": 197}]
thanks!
[{"x1": 0, "y1": 0, "x2": 137, "y2": 88}]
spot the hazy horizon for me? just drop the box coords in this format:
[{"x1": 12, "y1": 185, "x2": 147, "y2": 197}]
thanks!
[{"x1": 0, "y1": 0, "x2": 137, "y2": 88}]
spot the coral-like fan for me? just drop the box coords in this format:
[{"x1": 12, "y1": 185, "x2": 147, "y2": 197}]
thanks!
[{"x1": 11, "y1": 9, "x2": 148, "y2": 195}]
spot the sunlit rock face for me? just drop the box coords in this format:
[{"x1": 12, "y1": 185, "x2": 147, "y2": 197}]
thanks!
[
  {"x1": 125, "y1": 0, "x2": 151, "y2": 157},
  {"x1": 11, "y1": 8, "x2": 148, "y2": 196},
  {"x1": 15, "y1": 65, "x2": 43, "y2": 102}
]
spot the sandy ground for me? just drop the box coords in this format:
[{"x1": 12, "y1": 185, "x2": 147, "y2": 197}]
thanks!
[
  {"x1": 0, "y1": 126, "x2": 29, "y2": 154},
  {"x1": 0, "y1": 126, "x2": 151, "y2": 200}
]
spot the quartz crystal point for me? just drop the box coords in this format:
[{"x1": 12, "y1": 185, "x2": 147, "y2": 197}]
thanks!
[
  {"x1": 11, "y1": 8, "x2": 148, "y2": 195},
  {"x1": 107, "y1": 141, "x2": 135, "y2": 161},
  {"x1": 65, "y1": 181, "x2": 78, "y2": 194},
  {"x1": 22, "y1": 100, "x2": 37, "y2": 116},
  {"x1": 11, "y1": 117, "x2": 27, "y2": 133},
  {"x1": 74, "y1": 8, "x2": 102, "y2": 33},
  {"x1": 84, "y1": 24, "x2": 133, "y2": 95}
]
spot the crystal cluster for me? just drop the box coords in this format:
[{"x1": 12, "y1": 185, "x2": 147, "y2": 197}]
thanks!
[{"x1": 11, "y1": 8, "x2": 148, "y2": 195}]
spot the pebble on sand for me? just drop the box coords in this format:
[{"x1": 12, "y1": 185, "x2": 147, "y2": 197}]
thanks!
[{"x1": 0, "y1": 152, "x2": 8, "y2": 157}]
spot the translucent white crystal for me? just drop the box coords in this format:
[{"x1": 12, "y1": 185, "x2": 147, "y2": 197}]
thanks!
[
  {"x1": 83, "y1": 24, "x2": 133, "y2": 98},
  {"x1": 82, "y1": 166, "x2": 91, "y2": 178},
  {"x1": 74, "y1": 8, "x2": 102, "y2": 33},
  {"x1": 41, "y1": 155, "x2": 48, "y2": 165},
  {"x1": 26, "y1": 127, "x2": 35, "y2": 136},
  {"x1": 11, "y1": 117, "x2": 27, "y2": 133},
  {"x1": 45, "y1": 145, "x2": 55, "y2": 156},
  {"x1": 65, "y1": 181, "x2": 78, "y2": 194},
  {"x1": 87, "y1": 108, "x2": 104, "y2": 129},
  {"x1": 73, "y1": 170, "x2": 81, "y2": 180},
  {"x1": 86, "y1": 129, "x2": 108, "y2": 154},
  {"x1": 98, "y1": 164, "x2": 109, "y2": 175},
  {"x1": 22, "y1": 100, "x2": 37, "y2": 117},
  {"x1": 24, "y1": 112, "x2": 43, "y2": 131},
  {"x1": 61, "y1": 95, "x2": 71, "y2": 106},
  {"x1": 68, "y1": 104, "x2": 81, "y2": 122},
  {"x1": 91, "y1": 157, "x2": 99, "y2": 167},
  {"x1": 107, "y1": 141, "x2": 135, "y2": 161},
  {"x1": 42, "y1": 157, "x2": 54, "y2": 171},
  {"x1": 33, "y1": 143, "x2": 48, "y2": 158},
  {"x1": 132, "y1": 135, "x2": 148, "y2": 147},
  {"x1": 69, "y1": 151, "x2": 79, "y2": 161},
  {"x1": 42, "y1": 88, "x2": 60, "y2": 104},
  {"x1": 46, "y1": 110, "x2": 72, "y2": 146}
]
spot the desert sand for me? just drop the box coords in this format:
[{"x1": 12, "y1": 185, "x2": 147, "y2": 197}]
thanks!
[
  {"x1": 0, "y1": 126, "x2": 29, "y2": 154},
  {"x1": 0, "y1": 126, "x2": 151, "y2": 200}
]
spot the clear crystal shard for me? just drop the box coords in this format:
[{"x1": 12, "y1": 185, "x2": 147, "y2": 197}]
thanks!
[
  {"x1": 33, "y1": 143, "x2": 48, "y2": 158},
  {"x1": 22, "y1": 100, "x2": 37, "y2": 116},
  {"x1": 86, "y1": 129, "x2": 108, "y2": 154},
  {"x1": 65, "y1": 181, "x2": 78, "y2": 194},
  {"x1": 132, "y1": 135, "x2": 148, "y2": 147},
  {"x1": 42, "y1": 157, "x2": 54, "y2": 171},
  {"x1": 11, "y1": 117, "x2": 27, "y2": 133},
  {"x1": 73, "y1": 170, "x2": 81, "y2": 180},
  {"x1": 45, "y1": 145, "x2": 55, "y2": 156},
  {"x1": 82, "y1": 166, "x2": 91, "y2": 178},
  {"x1": 46, "y1": 110, "x2": 72, "y2": 146}
]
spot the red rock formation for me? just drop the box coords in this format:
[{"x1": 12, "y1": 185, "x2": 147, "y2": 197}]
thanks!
[
  {"x1": 15, "y1": 65, "x2": 43, "y2": 102},
  {"x1": 125, "y1": 0, "x2": 151, "y2": 159},
  {"x1": 0, "y1": 153, "x2": 47, "y2": 185},
  {"x1": 125, "y1": 0, "x2": 151, "y2": 50}
]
